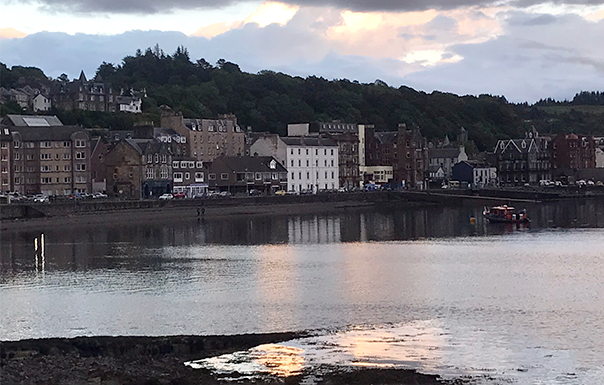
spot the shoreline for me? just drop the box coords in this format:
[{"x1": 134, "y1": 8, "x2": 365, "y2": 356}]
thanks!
[{"x1": 0, "y1": 333, "x2": 452, "y2": 385}]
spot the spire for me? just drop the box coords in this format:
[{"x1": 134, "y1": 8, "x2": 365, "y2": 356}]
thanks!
[{"x1": 78, "y1": 70, "x2": 87, "y2": 83}]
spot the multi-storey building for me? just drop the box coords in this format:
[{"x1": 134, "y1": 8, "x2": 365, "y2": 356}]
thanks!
[
  {"x1": 208, "y1": 156, "x2": 287, "y2": 195},
  {"x1": 160, "y1": 109, "x2": 245, "y2": 162},
  {"x1": 9, "y1": 126, "x2": 91, "y2": 196},
  {"x1": 172, "y1": 157, "x2": 207, "y2": 197},
  {"x1": 288, "y1": 122, "x2": 359, "y2": 190},
  {"x1": 393, "y1": 124, "x2": 429, "y2": 189},
  {"x1": 282, "y1": 136, "x2": 339, "y2": 193},
  {"x1": 552, "y1": 133, "x2": 596, "y2": 170},
  {"x1": 105, "y1": 138, "x2": 173, "y2": 199},
  {"x1": 493, "y1": 127, "x2": 551, "y2": 186},
  {"x1": 52, "y1": 72, "x2": 117, "y2": 112},
  {"x1": 1, "y1": 125, "x2": 12, "y2": 191}
]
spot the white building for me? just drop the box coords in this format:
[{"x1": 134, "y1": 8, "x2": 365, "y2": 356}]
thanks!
[
  {"x1": 116, "y1": 96, "x2": 142, "y2": 113},
  {"x1": 282, "y1": 136, "x2": 339, "y2": 193},
  {"x1": 31, "y1": 94, "x2": 51, "y2": 112}
]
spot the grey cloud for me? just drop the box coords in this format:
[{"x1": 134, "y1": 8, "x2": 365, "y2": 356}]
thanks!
[
  {"x1": 404, "y1": 12, "x2": 604, "y2": 102},
  {"x1": 21, "y1": 0, "x2": 604, "y2": 15}
]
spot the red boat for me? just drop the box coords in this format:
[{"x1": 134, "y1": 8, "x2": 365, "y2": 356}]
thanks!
[{"x1": 483, "y1": 205, "x2": 530, "y2": 223}]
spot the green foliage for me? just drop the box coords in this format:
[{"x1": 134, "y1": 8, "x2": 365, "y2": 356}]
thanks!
[{"x1": 4, "y1": 52, "x2": 604, "y2": 151}]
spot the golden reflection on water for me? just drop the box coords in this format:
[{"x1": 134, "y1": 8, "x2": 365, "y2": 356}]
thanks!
[{"x1": 253, "y1": 344, "x2": 306, "y2": 376}]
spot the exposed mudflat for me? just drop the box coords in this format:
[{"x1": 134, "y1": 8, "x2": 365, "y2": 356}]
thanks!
[{"x1": 0, "y1": 334, "x2": 459, "y2": 385}]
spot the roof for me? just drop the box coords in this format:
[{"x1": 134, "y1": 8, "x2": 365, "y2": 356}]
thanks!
[
  {"x1": 281, "y1": 136, "x2": 337, "y2": 147},
  {"x1": 10, "y1": 125, "x2": 88, "y2": 141},
  {"x1": 314, "y1": 122, "x2": 358, "y2": 133},
  {"x1": 217, "y1": 156, "x2": 287, "y2": 173},
  {"x1": 428, "y1": 147, "x2": 462, "y2": 158},
  {"x1": 374, "y1": 131, "x2": 397, "y2": 144},
  {"x1": 3, "y1": 115, "x2": 63, "y2": 127}
]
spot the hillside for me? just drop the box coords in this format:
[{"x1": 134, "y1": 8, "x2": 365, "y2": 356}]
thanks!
[{"x1": 2, "y1": 47, "x2": 604, "y2": 152}]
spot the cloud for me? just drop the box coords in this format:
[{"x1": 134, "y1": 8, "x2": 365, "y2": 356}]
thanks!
[
  {"x1": 0, "y1": 27, "x2": 27, "y2": 39},
  {"x1": 403, "y1": 12, "x2": 604, "y2": 102},
  {"x1": 16, "y1": 0, "x2": 604, "y2": 15}
]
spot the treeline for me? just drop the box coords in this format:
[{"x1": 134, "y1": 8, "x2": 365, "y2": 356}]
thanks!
[{"x1": 2, "y1": 46, "x2": 604, "y2": 152}]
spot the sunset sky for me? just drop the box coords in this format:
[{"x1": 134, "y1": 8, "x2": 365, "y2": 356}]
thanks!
[{"x1": 1, "y1": 0, "x2": 604, "y2": 102}]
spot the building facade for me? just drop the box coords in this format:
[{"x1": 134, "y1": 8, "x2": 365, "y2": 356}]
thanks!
[
  {"x1": 10, "y1": 126, "x2": 91, "y2": 195},
  {"x1": 208, "y1": 156, "x2": 287, "y2": 195},
  {"x1": 393, "y1": 124, "x2": 429, "y2": 189},
  {"x1": 172, "y1": 157, "x2": 207, "y2": 197},
  {"x1": 494, "y1": 128, "x2": 551, "y2": 186},
  {"x1": 282, "y1": 136, "x2": 339, "y2": 193},
  {"x1": 552, "y1": 133, "x2": 596, "y2": 170},
  {"x1": 160, "y1": 109, "x2": 245, "y2": 163}
]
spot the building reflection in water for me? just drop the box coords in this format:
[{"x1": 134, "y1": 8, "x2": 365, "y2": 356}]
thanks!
[{"x1": 2, "y1": 199, "x2": 604, "y2": 276}]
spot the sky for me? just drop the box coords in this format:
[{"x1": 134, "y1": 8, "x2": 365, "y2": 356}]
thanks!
[{"x1": 1, "y1": 0, "x2": 604, "y2": 103}]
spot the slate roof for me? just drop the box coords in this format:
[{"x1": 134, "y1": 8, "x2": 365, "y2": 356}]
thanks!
[
  {"x1": 217, "y1": 156, "x2": 287, "y2": 172},
  {"x1": 428, "y1": 147, "x2": 462, "y2": 159},
  {"x1": 281, "y1": 136, "x2": 337, "y2": 147},
  {"x1": 9, "y1": 126, "x2": 88, "y2": 141},
  {"x1": 3, "y1": 114, "x2": 63, "y2": 127},
  {"x1": 374, "y1": 131, "x2": 397, "y2": 144}
]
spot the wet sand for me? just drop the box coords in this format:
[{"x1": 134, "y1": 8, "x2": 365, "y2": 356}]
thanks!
[{"x1": 0, "y1": 333, "x2": 456, "y2": 385}]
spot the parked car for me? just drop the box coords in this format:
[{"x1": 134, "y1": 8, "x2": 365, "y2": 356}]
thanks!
[
  {"x1": 275, "y1": 190, "x2": 286, "y2": 196},
  {"x1": 158, "y1": 193, "x2": 173, "y2": 200},
  {"x1": 92, "y1": 192, "x2": 108, "y2": 199},
  {"x1": 33, "y1": 195, "x2": 49, "y2": 203},
  {"x1": 219, "y1": 191, "x2": 231, "y2": 197},
  {"x1": 172, "y1": 192, "x2": 186, "y2": 199}
]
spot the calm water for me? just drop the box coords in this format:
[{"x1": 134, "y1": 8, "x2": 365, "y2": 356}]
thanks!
[{"x1": 2, "y1": 199, "x2": 604, "y2": 383}]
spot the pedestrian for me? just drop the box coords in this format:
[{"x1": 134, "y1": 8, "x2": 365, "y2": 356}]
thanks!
[{"x1": 197, "y1": 208, "x2": 200, "y2": 217}]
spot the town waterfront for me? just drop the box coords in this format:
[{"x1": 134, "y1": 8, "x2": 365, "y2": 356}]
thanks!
[{"x1": 1, "y1": 199, "x2": 604, "y2": 383}]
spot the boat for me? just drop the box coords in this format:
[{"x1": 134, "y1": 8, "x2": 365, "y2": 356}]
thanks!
[{"x1": 482, "y1": 205, "x2": 530, "y2": 223}]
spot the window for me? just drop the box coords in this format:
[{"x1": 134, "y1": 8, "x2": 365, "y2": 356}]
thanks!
[
  {"x1": 41, "y1": 165, "x2": 51, "y2": 172},
  {"x1": 290, "y1": 149, "x2": 294, "y2": 155},
  {"x1": 325, "y1": 171, "x2": 328, "y2": 178},
  {"x1": 306, "y1": 172, "x2": 309, "y2": 179},
  {"x1": 26, "y1": 154, "x2": 34, "y2": 160},
  {"x1": 331, "y1": 171, "x2": 335, "y2": 179},
  {"x1": 174, "y1": 172, "x2": 183, "y2": 182},
  {"x1": 173, "y1": 161, "x2": 179, "y2": 168},
  {"x1": 316, "y1": 149, "x2": 318, "y2": 155},
  {"x1": 75, "y1": 175, "x2": 86, "y2": 183},
  {"x1": 64, "y1": 165, "x2": 71, "y2": 171},
  {"x1": 299, "y1": 172, "x2": 302, "y2": 179},
  {"x1": 291, "y1": 172, "x2": 295, "y2": 180},
  {"x1": 306, "y1": 160, "x2": 309, "y2": 167},
  {"x1": 272, "y1": 173, "x2": 278, "y2": 180},
  {"x1": 13, "y1": 141, "x2": 20, "y2": 149},
  {"x1": 14, "y1": 177, "x2": 21, "y2": 184},
  {"x1": 147, "y1": 154, "x2": 152, "y2": 163},
  {"x1": 221, "y1": 173, "x2": 229, "y2": 180},
  {"x1": 40, "y1": 153, "x2": 51, "y2": 160},
  {"x1": 63, "y1": 153, "x2": 71, "y2": 160},
  {"x1": 291, "y1": 159, "x2": 294, "y2": 167},
  {"x1": 146, "y1": 167, "x2": 155, "y2": 179},
  {"x1": 209, "y1": 173, "x2": 216, "y2": 180},
  {"x1": 161, "y1": 167, "x2": 169, "y2": 179},
  {"x1": 64, "y1": 177, "x2": 71, "y2": 183},
  {"x1": 76, "y1": 164, "x2": 86, "y2": 171},
  {"x1": 185, "y1": 172, "x2": 190, "y2": 180},
  {"x1": 154, "y1": 154, "x2": 159, "y2": 163},
  {"x1": 161, "y1": 154, "x2": 167, "y2": 163},
  {"x1": 255, "y1": 172, "x2": 262, "y2": 180},
  {"x1": 75, "y1": 151, "x2": 86, "y2": 159},
  {"x1": 63, "y1": 141, "x2": 71, "y2": 147},
  {"x1": 75, "y1": 140, "x2": 86, "y2": 148},
  {"x1": 41, "y1": 177, "x2": 52, "y2": 184},
  {"x1": 331, "y1": 160, "x2": 334, "y2": 167},
  {"x1": 298, "y1": 159, "x2": 301, "y2": 167},
  {"x1": 40, "y1": 141, "x2": 51, "y2": 148},
  {"x1": 306, "y1": 149, "x2": 309, "y2": 155},
  {"x1": 331, "y1": 149, "x2": 334, "y2": 156},
  {"x1": 55, "y1": 153, "x2": 60, "y2": 160},
  {"x1": 1, "y1": 142, "x2": 7, "y2": 149},
  {"x1": 195, "y1": 172, "x2": 204, "y2": 182},
  {"x1": 196, "y1": 161, "x2": 203, "y2": 168}
]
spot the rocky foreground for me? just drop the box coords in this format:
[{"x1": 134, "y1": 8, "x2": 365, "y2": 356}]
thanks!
[{"x1": 0, "y1": 333, "x2": 465, "y2": 385}]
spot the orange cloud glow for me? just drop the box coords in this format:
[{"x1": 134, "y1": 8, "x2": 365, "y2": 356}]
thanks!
[{"x1": 0, "y1": 27, "x2": 27, "y2": 39}]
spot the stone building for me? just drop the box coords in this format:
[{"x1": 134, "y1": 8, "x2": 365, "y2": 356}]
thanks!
[
  {"x1": 160, "y1": 109, "x2": 245, "y2": 162},
  {"x1": 393, "y1": 124, "x2": 429, "y2": 189},
  {"x1": 51, "y1": 72, "x2": 116, "y2": 112},
  {"x1": 172, "y1": 157, "x2": 207, "y2": 198},
  {"x1": 105, "y1": 139, "x2": 173, "y2": 199},
  {"x1": 208, "y1": 156, "x2": 287, "y2": 195},
  {"x1": 9, "y1": 126, "x2": 91, "y2": 196},
  {"x1": 1, "y1": 125, "x2": 12, "y2": 192},
  {"x1": 493, "y1": 127, "x2": 551, "y2": 186},
  {"x1": 552, "y1": 133, "x2": 596, "y2": 170}
]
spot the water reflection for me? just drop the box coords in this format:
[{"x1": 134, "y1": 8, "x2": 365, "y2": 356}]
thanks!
[{"x1": 2, "y1": 199, "x2": 603, "y2": 276}]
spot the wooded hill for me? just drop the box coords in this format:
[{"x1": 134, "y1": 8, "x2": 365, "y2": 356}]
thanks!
[{"x1": 2, "y1": 46, "x2": 604, "y2": 152}]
